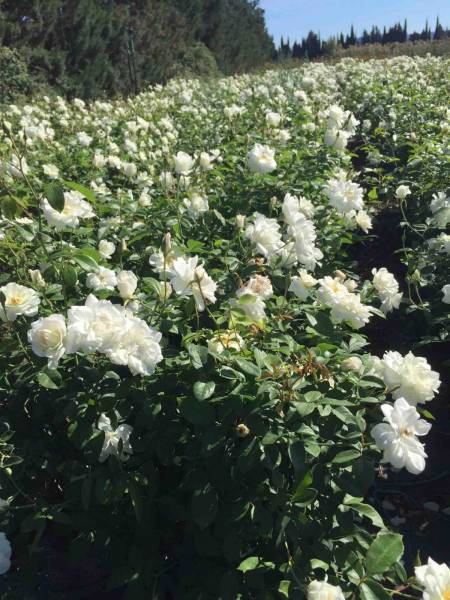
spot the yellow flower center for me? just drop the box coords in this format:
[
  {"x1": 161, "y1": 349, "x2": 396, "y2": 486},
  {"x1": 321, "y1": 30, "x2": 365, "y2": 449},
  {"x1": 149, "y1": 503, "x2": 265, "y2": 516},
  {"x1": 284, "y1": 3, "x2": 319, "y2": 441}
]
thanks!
[
  {"x1": 443, "y1": 588, "x2": 450, "y2": 600},
  {"x1": 8, "y1": 295, "x2": 23, "y2": 306},
  {"x1": 399, "y1": 427, "x2": 413, "y2": 437}
]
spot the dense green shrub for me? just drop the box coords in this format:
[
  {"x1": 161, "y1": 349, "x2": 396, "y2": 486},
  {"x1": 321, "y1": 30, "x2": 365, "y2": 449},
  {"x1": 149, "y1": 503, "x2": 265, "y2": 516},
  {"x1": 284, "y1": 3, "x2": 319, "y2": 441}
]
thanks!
[
  {"x1": 0, "y1": 47, "x2": 32, "y2": 104},
  {"x1": 0, "y1": 55, "x2": 448, "y2": 599}
]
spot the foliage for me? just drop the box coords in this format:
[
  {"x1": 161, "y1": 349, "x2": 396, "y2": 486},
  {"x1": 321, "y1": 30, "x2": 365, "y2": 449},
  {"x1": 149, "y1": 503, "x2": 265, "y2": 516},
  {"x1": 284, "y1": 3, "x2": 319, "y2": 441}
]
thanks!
[
  {"x1": 0, "y1": 55, "x2": 448, "y2": 598},
  {"x1": 0, "y1": 0, "x2": 274, "y2": 100},
  {"x1": 0, "y1": 47, "x2": 37, "y2": 104}
]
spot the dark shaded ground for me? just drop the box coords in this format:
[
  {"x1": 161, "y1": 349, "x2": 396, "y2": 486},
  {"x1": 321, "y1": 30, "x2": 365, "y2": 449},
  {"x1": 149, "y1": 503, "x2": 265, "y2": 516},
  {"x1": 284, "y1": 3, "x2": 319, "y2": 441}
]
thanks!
[{"x1": 350, "y1": 209, "x2": 450, "y2": 568}]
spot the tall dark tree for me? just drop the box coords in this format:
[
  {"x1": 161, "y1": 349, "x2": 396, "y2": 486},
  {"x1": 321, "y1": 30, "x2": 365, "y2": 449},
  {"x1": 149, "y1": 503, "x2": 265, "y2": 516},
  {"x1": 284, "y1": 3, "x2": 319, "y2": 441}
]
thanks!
[
  {"x1": 434, "y1": 16, "x2": 445, "y2": 40},
  {"x1": 346, "y1": 24, "x2": 356, "y2": 46}
]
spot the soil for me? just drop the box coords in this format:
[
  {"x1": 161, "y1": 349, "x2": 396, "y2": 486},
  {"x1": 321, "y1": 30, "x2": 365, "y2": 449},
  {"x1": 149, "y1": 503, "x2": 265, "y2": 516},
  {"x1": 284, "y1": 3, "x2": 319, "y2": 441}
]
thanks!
[{"x1": 350, "y1": 209, "x2": 450, "y2": 569}]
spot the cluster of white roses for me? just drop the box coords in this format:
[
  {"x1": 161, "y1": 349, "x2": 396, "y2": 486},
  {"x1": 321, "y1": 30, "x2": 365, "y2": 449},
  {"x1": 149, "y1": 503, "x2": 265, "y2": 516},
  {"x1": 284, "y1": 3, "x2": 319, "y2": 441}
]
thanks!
[
  {"x1": 86, "y1": 267, "x2": 138, "y2": 299},
  {"x1": 370, "y1": 350, "x2": 441, "y2": 474},
  {"x1": 323, "y1": 104, "x2": 359, "y2": 151},
  {"x1": 317, "y1": 273, "x2": 372, "y2": 330},
  {"x1": 282, "y1": 193, "x2": 323, "y2": 270},
  {"x1": 244, "y1": 192, "x2": 322, "y2": 272},
  {"x1": 371, "y1": 267, "x2": 403, "y2": 314},
  {"x1": 149, "y1": 246, "x2": 217, "y2": 312},
  {"x1": 306, "y1": 558, "x2": 450, "y2": 600},
  {"x1": 323, "y1": 170, "x2": 372, "y2": 233},
  {"x1": 430, "y1": 191, "x2": 450, "y2": 229},
  {"x1": 231, "y1": 274, "x2": 273, "y2": 324},
  {"x1": 27, "y1": 295, "x2": 163, "y2": 376}
]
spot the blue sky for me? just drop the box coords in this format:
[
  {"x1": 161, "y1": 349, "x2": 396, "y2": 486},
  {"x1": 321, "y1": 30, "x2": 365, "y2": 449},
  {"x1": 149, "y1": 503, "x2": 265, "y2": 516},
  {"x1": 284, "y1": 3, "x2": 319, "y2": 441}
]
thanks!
[{"x1": 259, "y1": 0, "x2": 449, "y2": 43}]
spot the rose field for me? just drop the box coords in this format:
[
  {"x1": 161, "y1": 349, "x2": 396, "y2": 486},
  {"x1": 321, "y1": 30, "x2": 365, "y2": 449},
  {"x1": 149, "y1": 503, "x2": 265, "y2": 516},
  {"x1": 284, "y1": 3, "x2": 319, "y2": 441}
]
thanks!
[{"x1": 0, "y1": 54, "x2": 449, "y2": 598}]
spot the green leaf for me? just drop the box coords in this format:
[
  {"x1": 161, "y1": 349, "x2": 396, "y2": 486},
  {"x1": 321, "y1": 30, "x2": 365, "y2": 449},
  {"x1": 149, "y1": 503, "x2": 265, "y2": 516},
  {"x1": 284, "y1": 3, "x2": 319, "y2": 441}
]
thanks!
[
  {"x1": 368, "y1": 188, "x2": 379, "y2": 201},
  {"x1": 360, "y1": 580, "x2": 392, "y2": 600},
  {"x1": 44, "y1": 182, "x2": 65, "y2": 211},
  {"x1": 62, "y1": 264, "x2": 78, "y2": 288},
  {"x1": 193, "y1": 381, "x2": 215, "y2": 401},
  {"x1": 64, "y1": 180, "x2": 96, "y2": 204},
  {"x1": 366, "y1": 532, "x2": 404, "y2": 575},
  {"x1": 332, "y1": 449, "x2": 361, "y2": 464},
  {"x1": 278, "y1": 581, "x2": 291, "y2": 598},
  {"x1": 338, "y1": 457, "x2": 375, "y2": 497},
  {"x1": 1, "y1": 197, "x2": 18, "y2": 219},
  {"x1": 288, "y1": 441, "x2": 306, "y2": 473},
  {"x1": 237, "y1": 556, "x2": 260, "y2": 573},
  {"x1": 37, "y1": 371, "x2": 59, "y2": 389},
  {"x1": 181, "y1": 396, "x2": 214, "y2": 426},
  {"x1": 128, "y1": 479, "x2": 143, "y2": 523},
  {"x1": 188, "y1": 343, "x2": 208, "y2": 369},
  {"x1": 73, "y1": 253, "x2": 99, "y2": 272},
  {"x1": 344, "y1": 497, "x2": 385, "y2": 529},
  {"x1": 192, "y1": 484, "x2": 218, "y2": 530},
  {"x1": 234, "y1": 357, "x2": 261, "y2": 377},
  {"x1": 292, "y1": 471, "x2": 313, "y2": 502}
]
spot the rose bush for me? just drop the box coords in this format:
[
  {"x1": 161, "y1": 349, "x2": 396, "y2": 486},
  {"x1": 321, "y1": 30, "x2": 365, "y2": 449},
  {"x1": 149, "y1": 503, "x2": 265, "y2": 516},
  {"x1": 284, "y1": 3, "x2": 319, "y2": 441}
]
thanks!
[{"x1": 0, "y1": 54, "x2": 448, "y2": 598}]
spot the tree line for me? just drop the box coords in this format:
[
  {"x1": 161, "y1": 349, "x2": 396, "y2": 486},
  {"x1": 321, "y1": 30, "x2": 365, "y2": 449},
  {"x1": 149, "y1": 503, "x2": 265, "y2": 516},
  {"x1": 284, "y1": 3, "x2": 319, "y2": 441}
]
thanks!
[
  {"x1": 277, "y1": 18, "x2": 449, "y2": 61},
  {"x1": 0, "y1": 0, "x2": 275, "y2": 99}
]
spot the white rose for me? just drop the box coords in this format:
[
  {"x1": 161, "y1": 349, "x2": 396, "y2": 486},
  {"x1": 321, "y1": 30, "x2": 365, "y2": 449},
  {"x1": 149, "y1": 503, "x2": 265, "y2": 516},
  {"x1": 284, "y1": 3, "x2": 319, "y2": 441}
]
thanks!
[
  {"x1": 395, "y1": 185, "x2": 411, "y2": 200},
  {"x1": 98, "y1": 413, "x2": 133, "y2": 462},
  {"x1": 237, "y1": 275, "x2": 273, "y2": 300},
  {"x1": 117, "y1": 270, "x2": 138, "y2": 299},
  {"x1": 40, "y1": 190, "x2": 95, "y2": 230},
  {"x1": 230, "y1": 293, "x2": 266, "y2": 323},
  {"x1": 173, "y1": 151, "x2": 195, "y2": 175},
  {"x1": 415, "y1": 558, "x2": 450, "y2": 600},
  {"x1": 199, "y1": 152, "x2": 214, "y2": 170},
  {"x1": 380, "y1": 350, "x2": 440, "y2": 405},
  {"x1": 29, "y1": 269, "x2": 46, "y2": 288},
  {"x1": 98, "y1": 240, "x2": 115, "y2": 259},
  {"x1": 169, "y1": 256, "x2": 217, "y2": 312},
  {"x1": 184, "y1": 193, "x2": 209, "y2": 217},
  {"x1": 27, "y1": 314, "x2": 67, "y2": 368},
  {"x1": 356, "y1": 210, "x2": 372, "y2": 233},
  {"x1": 341, "y1": 356, "x2": 363, "y2": 372},
  {"x1": 0, "y1": 282, "x2": 40, "y2": 322},
  {"x1": 86, "y1": 267, "x2": 117, "y2": 291},
  {"x1": 247, "y1": 144, "x2": 277, "y2": 175},
  {"x1": 323, "y1": 176, "x2": 364, "y2": 214},
  {"x1": 266, "y1": 111, "x2": 281, "y2": 127},
  {"x1": 442, "y1": 284, "x2": 450, "y2": 304},
  {"x1": 371, "y1": 397, "x2": 431, "y2": 474},
  {"x1": 289, "y1": 269, "x2": 317, "y2": 301},
  {"x1": 76, "y1": 132, "x2": 92, "y2": 147},
  {"x1": 207, "y1": 331, "x2": 245, "y2": 354},
  {"x1": 43, "y1": 164, "x2": 59, "y2": 179},
  {"x1": 324, "y1": 128, "x2": 350, "y2": 151},
  {"x1": 244, "y1": 212, "x2": 283, "y2": 258},
  {"x1": 122, "y1": 162, "x2": 137, "y2": 177},
  {"x1": 138, "y1": 190, "x2": 152, "y2": 207},
  {"x1": 93, "y1": 153, "x2": 107, "y2": 168},
  {"x1": 0, "y1": 532, "x2": 12, "y2": 575},
  {"x1": 307, "y1": 580, "x2": 345, "y2": 600}
]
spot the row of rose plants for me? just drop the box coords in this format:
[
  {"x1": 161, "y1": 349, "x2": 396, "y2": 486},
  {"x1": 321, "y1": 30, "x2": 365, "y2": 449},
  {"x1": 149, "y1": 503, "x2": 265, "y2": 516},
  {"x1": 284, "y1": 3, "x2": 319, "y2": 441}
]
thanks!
[{"x1": 0, "y1": 54, "x2": 448, "y2": 598}]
